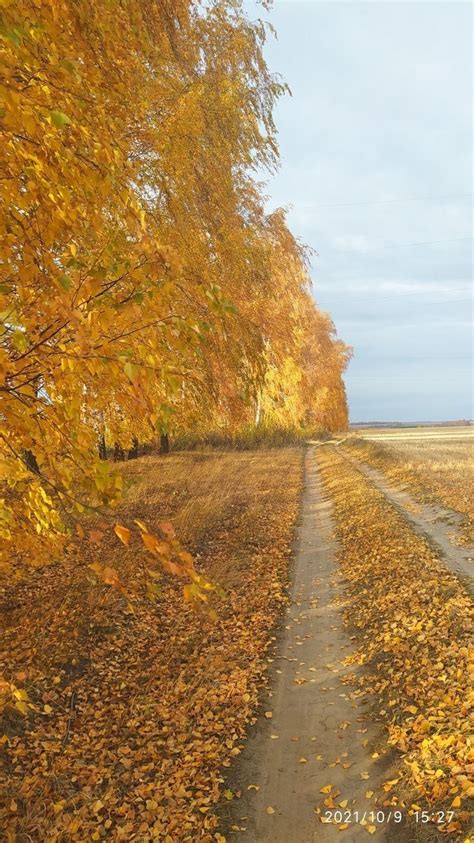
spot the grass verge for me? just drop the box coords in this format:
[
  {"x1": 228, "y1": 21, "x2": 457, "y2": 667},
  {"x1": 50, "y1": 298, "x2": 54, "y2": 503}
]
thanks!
[
  {"x1": 344, "y1": 437, "x2": 473, "y2": 545},
  {"x1": 0, "y1": 448, "x2": 303, "y2": 842},
  {"x1": 316, "y1": 447, "x2": 473, "y2": 840}
]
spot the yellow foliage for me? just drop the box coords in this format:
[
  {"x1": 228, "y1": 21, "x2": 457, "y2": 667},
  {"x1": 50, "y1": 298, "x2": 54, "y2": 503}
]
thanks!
[{"x1": 1, "y1": 1, "x2": 349, "y2": 572}]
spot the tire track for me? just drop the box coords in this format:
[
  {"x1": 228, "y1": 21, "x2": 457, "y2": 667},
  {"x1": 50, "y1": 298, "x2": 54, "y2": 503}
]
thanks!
[
  {"x1": 336, "y1": 448, "x2": 473, "y2": 592},
  {"x1": 222, "y1": 448, "x2": 388, "y2": 841}
]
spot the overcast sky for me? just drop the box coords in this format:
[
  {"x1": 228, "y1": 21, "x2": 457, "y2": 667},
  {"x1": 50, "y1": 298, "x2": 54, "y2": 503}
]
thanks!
[{"x1": 246, "y1": 0, "x2": 473, "y2": 422}]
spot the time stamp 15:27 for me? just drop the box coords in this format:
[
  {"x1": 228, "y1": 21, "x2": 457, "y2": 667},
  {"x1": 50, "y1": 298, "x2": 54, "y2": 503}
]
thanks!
[{"x1": 323, "y1": 809, "x2": 457, "y2": 825}]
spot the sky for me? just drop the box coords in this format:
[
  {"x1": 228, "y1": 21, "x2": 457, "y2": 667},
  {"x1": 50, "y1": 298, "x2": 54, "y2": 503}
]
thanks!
[{"x1": 245, "y1": 0, "x2": 473, "y2": 422}]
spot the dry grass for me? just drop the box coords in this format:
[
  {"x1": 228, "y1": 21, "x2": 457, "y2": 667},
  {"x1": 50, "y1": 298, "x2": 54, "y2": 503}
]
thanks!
[
  {"x1": 346, "y1": 434, "x2": 474, "y2": 543},
  {"x1": 0, "y1": 448, "x2": 303, "y2": 841}
]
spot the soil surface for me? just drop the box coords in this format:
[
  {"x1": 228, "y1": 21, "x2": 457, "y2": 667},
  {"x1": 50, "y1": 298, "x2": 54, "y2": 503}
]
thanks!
[{"x1": 223, "y1": 448, "x2": 389, "y2": 841}]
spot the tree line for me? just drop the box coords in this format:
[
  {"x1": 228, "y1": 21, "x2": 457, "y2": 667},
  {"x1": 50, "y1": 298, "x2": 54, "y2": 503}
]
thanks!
[{"x1": 0, "y1": 0, "x2": 350, "y2": 570}]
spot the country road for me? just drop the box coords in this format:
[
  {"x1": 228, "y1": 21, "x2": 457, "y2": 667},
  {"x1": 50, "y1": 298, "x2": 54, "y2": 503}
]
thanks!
[
  {"x1": 222, "y1": 444, "x2": 472, "y2": 841},
  {"x1": 223, "y1": 449, "x2": 388, "y2": 841},
  {"x1": 338, "y1": 451, "x2": 473, "y2": 591}
]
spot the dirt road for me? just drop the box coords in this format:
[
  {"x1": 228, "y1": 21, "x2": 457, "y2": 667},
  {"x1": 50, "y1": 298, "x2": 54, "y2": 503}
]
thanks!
[
  {"x1": 223, "y1": 449, "x2": 389, "y2": 841},
  {"x1": 340, "y1": 451, "x2": 473, "y2": 589}
]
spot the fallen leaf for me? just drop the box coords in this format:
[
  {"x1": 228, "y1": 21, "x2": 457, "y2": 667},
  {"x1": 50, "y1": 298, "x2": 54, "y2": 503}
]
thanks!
[{"x1": 114, "y1": 524, "x2": 131, "y2": 546}]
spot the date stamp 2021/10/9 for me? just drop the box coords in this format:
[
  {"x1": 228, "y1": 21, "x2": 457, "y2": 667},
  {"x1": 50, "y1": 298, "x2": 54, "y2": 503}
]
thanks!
[{"x1": 323, "y1": 809, "x2": 457, "y2": 825}]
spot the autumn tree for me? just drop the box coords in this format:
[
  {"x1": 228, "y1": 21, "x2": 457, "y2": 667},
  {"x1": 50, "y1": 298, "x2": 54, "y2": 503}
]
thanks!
[{"x1": 0, "y1": 0, "x2": 349, "y2": 574}]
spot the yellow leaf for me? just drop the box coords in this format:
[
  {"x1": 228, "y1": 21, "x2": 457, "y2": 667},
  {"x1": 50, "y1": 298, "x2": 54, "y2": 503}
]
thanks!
[
  {"x1": 43, "y1": 704, "x2": 52, "y2": 714},
  {"x1": 366, "y1": 826, "x2": 377, "y2": 835},
  {"x1": 159, "y1": 520, "x2": 176, "y2": 540},
  {"x1": 114, "y1": 524, "x2": 131, "y2": 546},
  {"x1": 146, "y1": 799, "x2": 158, "y2": 810},
  {"x1": 101, "y1": 566, "x2": 120, "y2": 586},
  {"x1": 339, "y1": 824, "x2": 349, "y2": 831},
  {"x1": 451, "y1": 795, "x2": 461, "y2": 808},
  {"x1": 141, "y1": 532, "x2": 162, "y2": 554},
  {"x1": 320, "y1": 785, "x2": 332, "y2": 794},
  {"x1": 134, "y1": 519, "x2": 148, "y2": 533},
  {"x1": 13, "y1": 689, "x2": 29, "y2": 701},
  {"x1": 266, "y1": 806, "x2": 275, "y2": 815}
]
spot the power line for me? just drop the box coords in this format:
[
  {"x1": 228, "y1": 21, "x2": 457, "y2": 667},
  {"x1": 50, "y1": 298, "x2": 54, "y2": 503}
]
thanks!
[
  {"x1": 315, "y1": 285, "x2": 472, "y2": 301},
  {"x1": 298, "y1": 193, "x2": 473, "y2": 209},
  {"x1": 321, "y1": 297, "x2": 472, "y2": 307},
  {"x1": 380, "y1": 237, "x2": 473, "y2": 250},
  {"x1": 321, "y1": 236, "x2": 473, "y2": 254},
  {"x1": 349, "y1": 355, "x2": 474, "y2": 361},
  {"x1": 329, "y1": 297, "x2": 473, "y2": 306}
]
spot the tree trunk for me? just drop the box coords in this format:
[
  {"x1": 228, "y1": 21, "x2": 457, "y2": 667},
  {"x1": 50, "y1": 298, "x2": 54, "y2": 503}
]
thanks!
[
  {"x1": 113, "y1": 442, "x2": 124, "y2": 462},
  {"x1": 255, "y1": 393, "x2": 262, "y2": 426},
  {"x1": 160, "y1": 433, "x2": 170, "y2": 454},
  {"x1": 128, "y1": 437, "x2": 139, "y2": 460},
  {"x1": 24, "y1": 449, "x2": 40, "y2": 474},
  {"x1": 98, "y1": 433, "x2": 106, "y2": 460}
]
